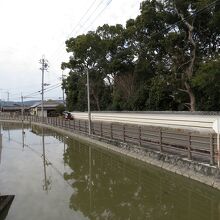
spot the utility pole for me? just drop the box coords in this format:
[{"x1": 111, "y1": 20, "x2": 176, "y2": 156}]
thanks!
[
  {"x1": 39, "y1": 55, "x2": 49, "y2": 122},
  {"x1": 42, "y1": 128, "x2": 50, "y2": 192},
  {"x1": 0, "y1": 89, "x2": 2, "y2": 111},
  {"x1": 21, "y1": 93, "x2": 25, "y2": 148},
  {"x1": 62, "y1": 71, "x2": 65, "y2": 106},
  {"x1": 86, "y1": 68, "x2": 91, "y2": 135},
  {"x1": 21, "y1": 94, "x2": 24, "y2": 121},
  {"x1": 6, "y1": 91, "x2": 9, "y2": 105}
]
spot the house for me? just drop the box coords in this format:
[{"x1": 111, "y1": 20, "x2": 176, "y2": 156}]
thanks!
[
  {"x1": 1, "y1": 104, "x2": 29, "y2": 115},
  {"x1": 30, "y1": 100, "x2": 62, "y2": 117}
]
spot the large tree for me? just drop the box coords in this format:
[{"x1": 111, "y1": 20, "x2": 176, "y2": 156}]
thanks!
[
  {"x1": 62, "y1": 0, "x2": 220, "y2": 112},
  {"x1": 62, "y1": 32, "x2": 111, "y2": 111},
  {"x1": 163, "y1": 0, "x2": 220, "y2": 111}
]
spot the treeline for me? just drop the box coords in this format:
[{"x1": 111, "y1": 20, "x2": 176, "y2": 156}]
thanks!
[{"x1": 62, "y1": 0, "x2": 220, "y2": 112}]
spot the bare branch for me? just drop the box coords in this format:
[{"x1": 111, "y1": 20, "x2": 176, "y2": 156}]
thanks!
[{"x1": 178, "y1": 88, "x2": 188, "y2": 93}]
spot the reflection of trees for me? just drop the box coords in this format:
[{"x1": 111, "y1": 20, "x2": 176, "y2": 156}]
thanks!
[
  {"x1": 31, "y1": 125, "x2": 65, "y2": 142},
  {"x1": 63, "y1": 140, "x2": 220, "y2": 220}
]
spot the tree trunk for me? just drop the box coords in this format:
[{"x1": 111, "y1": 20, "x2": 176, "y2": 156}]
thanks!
[
  {"x1": 175, "y1": 7, "x2": 197, "y2": 111},
  {"x1": 185, "y1": 82, "x2": 196, "y2": 111},
  {"x1": 91, "y1": 88, "x2": 101, "y2": 111}
]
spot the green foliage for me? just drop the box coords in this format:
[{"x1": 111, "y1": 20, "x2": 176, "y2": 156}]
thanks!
[
  {"x1": 62, "y1": 0, "x2": 220, "y2": 112},
  {"x1": 146, "y1": 75, "x2": 180, "y2": 111},
  {"x1": 192, "y1": 58, "x2": 220, "y2": 110},
  {"x1": 55, "y1": 104, "x2": 65, "y2": 115}
]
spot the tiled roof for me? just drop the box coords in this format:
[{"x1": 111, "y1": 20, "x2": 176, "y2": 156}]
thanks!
[{"x1": 30, "y1": 100, "x2": 62, "y2": 109}]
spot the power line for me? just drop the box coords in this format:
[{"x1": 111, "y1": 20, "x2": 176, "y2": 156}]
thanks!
[
  {"x1": 39, "y1": 56, "x2": 49, "y2": 118},
  {"x1": 44, "y1": 84, "x2": 62, "y2": 94},
  {"x1": 73, "y1": 0, "x2": 108, "y2": 37},
  {"x1": 81, "y1": 0, "x2": 113, "y2": 34},
  {"x1": 47, "y1": 0, "x2": 113, "y2": 100},
  {"x1": 50, "y1": 0, "x2": 99, "y2": 57},
  {"x1": 50, "y1": 0, "x2": 107, "y2": 60},
  {"x1": 50, "y1": 0, "x2": 113, "y2": 65},
  {"x1": 23, "y1": 83, "x2": 61, "y2": 98},
  {"x1": 150, "y1": 0, "x2": 219, "y2": 39},
  {"x1": 24, "y1": 84, "x2": 62, "y2": 99},
  {"x1": 2, "y1": 82, "x2": 62, "y2": 101}
]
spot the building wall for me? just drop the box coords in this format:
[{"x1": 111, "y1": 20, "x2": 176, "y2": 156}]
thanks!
[
  {"x1": 30, "y1": 107, "x2": 47, "y2": 117},
  {"x1": 37, "y1": 110, "x2": 47, "y2": 117}
]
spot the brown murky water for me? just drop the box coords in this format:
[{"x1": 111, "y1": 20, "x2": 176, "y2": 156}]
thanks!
[{"x1": 0, "y1": 122, "x2": 220, "y2": 220}]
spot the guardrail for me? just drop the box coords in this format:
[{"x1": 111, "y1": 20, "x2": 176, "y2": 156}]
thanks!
[{"x1": 0, "y1": 114, "x2": 217, "y2": 166}]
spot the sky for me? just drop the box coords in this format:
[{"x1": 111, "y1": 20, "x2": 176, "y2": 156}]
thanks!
[{"x1": 0, "y1": 0, "x2": 142, "y2": 102}]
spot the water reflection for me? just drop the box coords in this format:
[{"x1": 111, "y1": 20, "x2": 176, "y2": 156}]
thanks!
[
  {"x1": 7, "y1": 130, "x2": 10, "y2": 142},
  {"x1": 41, "y1": 128, "x2": 52, "y2": 192},
  {"x1": 0, "y1": 122, "x2": 29, "y2": 131},
  {"x1": 0, "y1": 124, "x2": 2, "y2": 164},
  {"x1": 30, "y1": 126, "x2": 67, "y2": 193},
  {"x1": 21, "y1": 122, "x2": 25, "y2": 149},
  {"x1": 63, "y1": 140, "x2": 220, "y2": 220},
  {"x1": 30, "y1": 126, "x2": 53, "y2": 192},
  {"x1": 1, "y1": 123, "x2": 220, "y2": 220}
]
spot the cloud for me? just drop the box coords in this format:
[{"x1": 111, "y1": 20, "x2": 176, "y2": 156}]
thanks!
[{"x1": 0, "y1": 0, "x2": 143, "y2": 101}]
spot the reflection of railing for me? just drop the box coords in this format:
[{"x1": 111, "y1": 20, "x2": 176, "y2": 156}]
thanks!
[{"x1": 0, "y1": 114, "x2": 217, "y2": 166}]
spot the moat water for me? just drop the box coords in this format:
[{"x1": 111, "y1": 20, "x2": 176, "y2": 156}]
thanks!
[{"x1": 0, "y1": 122, "x2": 220, "y2": 220}]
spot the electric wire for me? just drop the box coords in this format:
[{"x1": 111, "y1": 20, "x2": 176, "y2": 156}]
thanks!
[
  {"x1": 81, "y1": 0, "x2": 113, "y2": 34},
  {"x1": 50, "y1": 0, "x2": 113, "y2": 65},
  {"x1": 50, "y1": 0, "x2": 99, "y2": 58},
  {"x1": 73, "y1": 0, "x2": 108, "y2": 37},
  {"x1": 5, "y1": 83, "x2": 63, "y2": 102},
  {"x1": 149, "y1": 0, "x2": 219, "y2": 39},
  {"x1": 44, "y1": 84, "x2": 62, "y2": 94},
  {"x1": 50, "y1": 0, "x2": 108, "y2": 60},
  {"x1": 23, "y1": 83, "x2": 61, "y2": 98}
]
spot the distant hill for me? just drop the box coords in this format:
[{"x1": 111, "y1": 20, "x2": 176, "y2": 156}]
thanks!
[
  {"x1": 0, "y1": 101, "x2": 21, "y2": 107},
  {"x1": 23, "y1": 100, "x2": 41, "y2": 106},
  {"x1": 0, "y1": 100, "x2": 63, "y2": 107}
]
